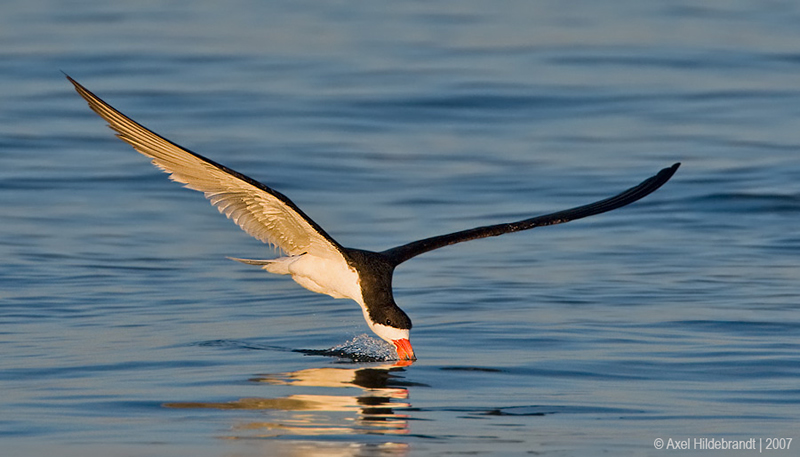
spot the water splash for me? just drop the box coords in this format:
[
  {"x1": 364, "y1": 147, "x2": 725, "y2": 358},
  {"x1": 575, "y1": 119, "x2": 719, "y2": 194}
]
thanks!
[{"x1": 297, "y1": 334, "x2": 397, "y2": 362}]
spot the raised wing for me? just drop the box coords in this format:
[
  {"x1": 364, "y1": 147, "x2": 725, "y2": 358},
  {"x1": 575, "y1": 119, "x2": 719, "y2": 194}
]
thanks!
[
  {"x1": 382, "y1": 163, "x2": 679, "y2": 265},
  {"x1": 67, "y1": 75, "x2": 344, "y2": 260}
]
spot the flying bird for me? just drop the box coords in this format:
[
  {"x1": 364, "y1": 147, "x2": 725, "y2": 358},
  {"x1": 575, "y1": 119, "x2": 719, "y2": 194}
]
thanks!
[{"x1": 67, "y1": 75, "x2": 679, "y2": 361}]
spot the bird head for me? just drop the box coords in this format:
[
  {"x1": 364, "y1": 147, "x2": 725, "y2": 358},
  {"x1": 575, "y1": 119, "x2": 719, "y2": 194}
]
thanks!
[{"x1": 365, "y1": 306, "x2": 415, "y2": 361}]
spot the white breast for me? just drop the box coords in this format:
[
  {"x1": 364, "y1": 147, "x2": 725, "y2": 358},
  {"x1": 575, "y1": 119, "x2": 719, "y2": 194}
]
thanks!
[{"x1": 266, "y1": 254, "x2": 364, "y2": 305}]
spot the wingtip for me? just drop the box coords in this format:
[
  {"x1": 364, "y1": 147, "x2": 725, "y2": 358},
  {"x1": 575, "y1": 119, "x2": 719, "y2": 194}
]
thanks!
[
  {"x1": 657, "y1": 162, "x2": 681, "y2": 182},
  {"x1": 63, "y1": 71, "x2": 78, "y2": 86},
  {"x1": 64, "y1": 73, "x2": 92, "y2": 100}
]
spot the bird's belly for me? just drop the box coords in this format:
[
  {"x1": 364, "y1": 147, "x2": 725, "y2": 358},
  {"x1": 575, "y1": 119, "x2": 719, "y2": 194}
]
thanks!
[{"x1": 287, "y1": 255, "x2": 363, "y2": 303}]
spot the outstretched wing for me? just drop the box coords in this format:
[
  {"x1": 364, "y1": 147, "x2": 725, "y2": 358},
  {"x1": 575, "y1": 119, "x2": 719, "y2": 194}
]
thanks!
[
  {"x1": 67, "y1": 75, "x2": 344, "y2": 260},
  {"x1": 382, "y1": 163, "x2": 679, "y2": 265}
]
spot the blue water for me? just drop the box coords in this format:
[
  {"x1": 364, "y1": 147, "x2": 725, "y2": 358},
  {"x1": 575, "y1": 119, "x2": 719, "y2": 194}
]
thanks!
[{"x1": 2, "y1": 1, "x2": 800, "y2": 456}]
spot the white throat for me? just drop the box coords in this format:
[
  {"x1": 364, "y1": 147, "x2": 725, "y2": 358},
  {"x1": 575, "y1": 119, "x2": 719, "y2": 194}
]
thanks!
[{"x1": 365, "y1": 316, "x2": 410, "y2": 344}]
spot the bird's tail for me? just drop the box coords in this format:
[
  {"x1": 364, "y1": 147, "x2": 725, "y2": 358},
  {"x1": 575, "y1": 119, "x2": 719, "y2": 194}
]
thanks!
[
  {"x1": 227, "y1": 256, "x2": 294, "y2": 275},
  {"x1": 227, "y1": 257, "x2": 277, "y2": 266}
]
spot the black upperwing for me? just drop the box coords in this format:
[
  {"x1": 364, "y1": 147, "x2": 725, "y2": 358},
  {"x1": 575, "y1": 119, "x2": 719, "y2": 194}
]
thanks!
[{"x1": 382, "y1": 163, "x2": 679, "y2": 266}]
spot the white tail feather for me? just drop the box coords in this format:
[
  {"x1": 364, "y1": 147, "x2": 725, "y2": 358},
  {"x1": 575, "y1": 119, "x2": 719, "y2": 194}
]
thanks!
[{"x1": 226, "y1": 257, "x2": 276, "y2": 266}]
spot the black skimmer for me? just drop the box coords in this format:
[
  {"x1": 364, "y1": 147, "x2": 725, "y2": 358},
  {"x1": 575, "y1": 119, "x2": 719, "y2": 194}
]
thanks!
[{"x1": 67, "y1": 75, "x2": 679, "y2": 361}]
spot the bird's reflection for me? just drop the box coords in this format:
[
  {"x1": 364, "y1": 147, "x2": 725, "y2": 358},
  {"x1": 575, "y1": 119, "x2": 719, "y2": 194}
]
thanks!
[{"x1": 164, "y1": 362, "x2": 421, "y2": 439}]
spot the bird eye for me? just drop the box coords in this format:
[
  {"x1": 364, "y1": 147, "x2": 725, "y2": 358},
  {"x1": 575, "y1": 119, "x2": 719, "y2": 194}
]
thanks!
[{"x1": 385, "y1": 319, "x2": 392, "y2": 326}]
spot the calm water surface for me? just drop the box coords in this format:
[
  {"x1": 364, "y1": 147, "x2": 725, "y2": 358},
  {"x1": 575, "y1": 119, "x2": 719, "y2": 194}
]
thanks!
[{"x1": 2, "y1": 1, "x2": 800, "y2": 456}]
